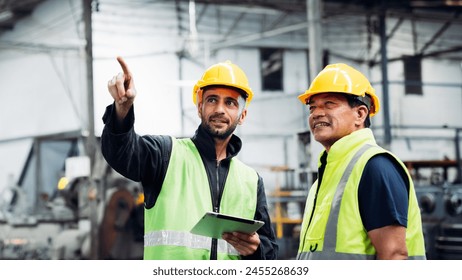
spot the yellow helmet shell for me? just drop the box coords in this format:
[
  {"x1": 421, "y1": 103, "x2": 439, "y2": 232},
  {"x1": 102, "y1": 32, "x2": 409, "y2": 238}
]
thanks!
[
  {"x1": 192, "y1": 60, "x2": 254, "y2": 107},
  {"x1": 298, "y1": 63, "x2": 380, "y2": 116}
]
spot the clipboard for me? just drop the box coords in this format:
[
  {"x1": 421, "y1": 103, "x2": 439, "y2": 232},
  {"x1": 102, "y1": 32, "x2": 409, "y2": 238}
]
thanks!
[{"x1": 190, "y1": 211, "x2": 265, "y2": 239}]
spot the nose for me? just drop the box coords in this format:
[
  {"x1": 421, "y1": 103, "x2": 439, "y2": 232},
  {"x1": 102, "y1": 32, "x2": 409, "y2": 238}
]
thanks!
[
  {"x1": 214, "y1": 100, "x2": 226, "y2": 114},
  {"x1": 309, "y1": 106, "x2": 325, "y2": 119}
]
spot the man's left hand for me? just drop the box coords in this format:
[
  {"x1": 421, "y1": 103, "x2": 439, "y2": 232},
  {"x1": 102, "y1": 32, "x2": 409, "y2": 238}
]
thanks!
[{"x1": 222, "y1": 232, "x2": 260, "y2": 256}]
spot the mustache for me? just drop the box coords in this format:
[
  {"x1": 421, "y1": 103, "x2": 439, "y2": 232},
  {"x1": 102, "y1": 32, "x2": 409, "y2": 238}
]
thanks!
[{"x1": 209, "y1": 113, "x2": 229, "y2": 123}]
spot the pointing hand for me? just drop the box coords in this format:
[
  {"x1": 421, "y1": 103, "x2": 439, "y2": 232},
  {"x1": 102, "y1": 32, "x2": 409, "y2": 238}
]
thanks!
[{"x1": 107, "y1": 56, "x2": 137, "y2": 120}]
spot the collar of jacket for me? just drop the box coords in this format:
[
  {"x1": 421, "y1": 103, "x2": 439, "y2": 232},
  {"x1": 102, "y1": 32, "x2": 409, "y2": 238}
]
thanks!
[
  {"x1": 191, "y1": 124, "x2": 242, "y2": 161},
  {"x1": 318, "y1": 128, "x2": 377, "y2": 166}
]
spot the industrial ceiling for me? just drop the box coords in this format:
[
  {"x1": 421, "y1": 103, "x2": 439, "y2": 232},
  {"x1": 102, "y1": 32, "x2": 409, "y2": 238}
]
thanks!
[
  {"x1": 1, "y1": 0, "x2": 462, "y2": 65},
  {"x1": 0, "y1": 0, "x2": 45, "y2": 30}
]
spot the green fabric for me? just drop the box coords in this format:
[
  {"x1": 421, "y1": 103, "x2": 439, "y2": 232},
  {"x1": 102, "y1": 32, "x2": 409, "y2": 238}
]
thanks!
[
  {"x1": 298, "y1": 128, "x2": 426, "y2": 259},
  {"x1": 144, "y1": 137, "x2": 258, "y2": 260}
]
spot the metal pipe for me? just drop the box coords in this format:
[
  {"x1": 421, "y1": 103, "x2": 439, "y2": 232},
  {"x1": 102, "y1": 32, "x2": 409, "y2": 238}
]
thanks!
[
  {"x1": 455, "y1": 128, "x2": 462, "y2": 183},
  {"x1": 307, "y1": 0, "x2": 322, "y2": 81},
  {"x1": 34, "y1": 139, "x2": 41, "y2": 212},
  {"x1": 83, "y1": 0, "x2": 99, "y2": 260},
  {"x1": 179, "y1": 54, "x2": 185, "y2": 136},
  {"x1": 379, "y1": 5, "x2": 392, "y2": 147},
  {"x1": 83, "y1": 0, "x2": 96, "y2": 168}
]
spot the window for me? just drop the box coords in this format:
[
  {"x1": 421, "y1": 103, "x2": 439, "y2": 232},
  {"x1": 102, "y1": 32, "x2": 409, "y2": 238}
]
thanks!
[
  {"x1": 403, "y1": 55, "x2": 423, "y2": 95},
  {"x1": 261, "y1": 48, "x2": 283, "y2": 91}
]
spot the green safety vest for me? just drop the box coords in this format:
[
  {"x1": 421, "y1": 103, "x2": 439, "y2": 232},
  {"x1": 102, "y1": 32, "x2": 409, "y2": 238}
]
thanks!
[
  {"x1": 144, "y1": 137, "x2": 258, "y2": 260},
  {"x1": 297, "y1": 129, "x2": 426, "y2": 260}
]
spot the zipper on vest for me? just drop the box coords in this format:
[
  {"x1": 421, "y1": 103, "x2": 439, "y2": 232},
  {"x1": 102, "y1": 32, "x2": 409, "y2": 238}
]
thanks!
[
  {"x1": 210, "y1": 202, "x2": 219, "y2": 260},
  {"x1": 210, "y1": 160, "x2": 222, "y2": 260},
  {"x1": 300, "y1": 181, "x2": 320, "y2": 251},
  {"x1": 211, "y1": 230, "x2": 218, "y2": 259},
  {"x1": 214, "y1": 160, "x2": 222, "y2": 211},
  {"x1": 300, "y1": 152, "x2": 327, "y2": 250}
]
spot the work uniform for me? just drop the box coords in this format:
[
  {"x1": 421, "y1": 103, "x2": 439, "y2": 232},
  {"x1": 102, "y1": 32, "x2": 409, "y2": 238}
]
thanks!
[
  {"x1": 101, "y1": 104, "x2": 278, "y2": 260},
  {"x1": 297, "y1": 128, "x2": 426, "y2": 260}
]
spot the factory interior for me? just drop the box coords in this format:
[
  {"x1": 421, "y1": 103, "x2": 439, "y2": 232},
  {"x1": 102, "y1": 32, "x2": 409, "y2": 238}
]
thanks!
[{"x1": 0, "y1": 0, "x2": 461, "y2": 260}]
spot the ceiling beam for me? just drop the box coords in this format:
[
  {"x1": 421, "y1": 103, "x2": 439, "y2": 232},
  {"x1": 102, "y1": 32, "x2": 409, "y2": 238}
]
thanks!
[
  {"x1": 419, "y1": 10, "x2": 460, "y2": 54},
  {"x1": 210, "y1": 21, "x2": 307, "y2": 51}
]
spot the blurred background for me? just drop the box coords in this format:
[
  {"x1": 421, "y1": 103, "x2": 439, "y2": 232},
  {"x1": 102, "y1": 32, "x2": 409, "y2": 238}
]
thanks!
[{"x1": 0, "y1": 0, "x2": 461, "y2": 260}]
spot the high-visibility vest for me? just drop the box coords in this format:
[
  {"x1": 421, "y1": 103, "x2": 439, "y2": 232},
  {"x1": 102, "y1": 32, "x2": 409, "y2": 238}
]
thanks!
[
  {"x1": 297, "y1": 129, "x2": 426, "y2": 260},
  {"x1": 144, "y1": 137, "x2": 258, "y2": 260}
]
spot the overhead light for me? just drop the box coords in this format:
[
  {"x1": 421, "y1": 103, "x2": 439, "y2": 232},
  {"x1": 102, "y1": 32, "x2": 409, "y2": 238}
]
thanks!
[
  {"x1": 411, "y1": 0, "x2": 462, "y2": 7},
  {"x1": 445, "y1": 0, "x2": 462, "y2": 6},
  {"x1": 188, "y1": 0, "x2": 199, "y2": 56},
  {"x1": 0, "y1": 10, "x2": 13, "y2": 23}
]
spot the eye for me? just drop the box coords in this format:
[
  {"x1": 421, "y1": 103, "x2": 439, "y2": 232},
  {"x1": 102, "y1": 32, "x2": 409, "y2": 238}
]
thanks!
[
  {"x1": 206, "y1": 96, "x2": 217, "y2": 103},
  {"x1": 324, "y1": 101, "x2": 336, "y2": 108},
  {"x1": 225, "y1": 99, "x2": 238, "y2": 107}
]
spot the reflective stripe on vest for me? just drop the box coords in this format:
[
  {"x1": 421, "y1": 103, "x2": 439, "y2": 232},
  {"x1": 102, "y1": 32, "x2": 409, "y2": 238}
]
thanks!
[
  {"x1": 297, "y1": 143, "x2": 426, "y2": 260},
  {"x1": 144, "y1": 137, "x2": 258, "y2": 259},
  {"x1": 297, "y1": 144, "x2": 372, "y2": 260},
  {"x1": 145, "y1": 230, "x2": 239, "y2": 256}
]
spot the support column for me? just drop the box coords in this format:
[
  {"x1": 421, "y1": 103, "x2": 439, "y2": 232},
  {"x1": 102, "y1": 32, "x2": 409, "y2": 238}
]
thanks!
[
  {"x1": 83, "y1": 0, "x2": 99, "y2": 260},
  {"x1": 307, "y1": 0, "x2": 323, "y2": 82},
  {"x1": 379, "y1": 5, "x2": 392, "y2": 147},
  {"x1": 307, "y1": 0, "x2": 324, "y2": 174}
]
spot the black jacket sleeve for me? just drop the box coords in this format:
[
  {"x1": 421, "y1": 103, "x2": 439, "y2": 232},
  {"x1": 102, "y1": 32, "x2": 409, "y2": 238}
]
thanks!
[
  {"x1": 100, "y1": 104, "x2": 171, "y2": 208},
  {"x1": 243, "y1": 175, "x2": 279, "y2": 260}
]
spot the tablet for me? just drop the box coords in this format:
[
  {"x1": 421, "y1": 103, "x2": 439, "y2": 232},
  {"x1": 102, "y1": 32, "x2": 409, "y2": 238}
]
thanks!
[{"x1": 190, "y1": 211, "x2": 265, "y2": 239}]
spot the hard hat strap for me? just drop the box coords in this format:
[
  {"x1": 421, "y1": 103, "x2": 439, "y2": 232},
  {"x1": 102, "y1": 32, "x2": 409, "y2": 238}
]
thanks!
[{"x1": 354, "y1": 94, "x2": 372, "y2": 110}]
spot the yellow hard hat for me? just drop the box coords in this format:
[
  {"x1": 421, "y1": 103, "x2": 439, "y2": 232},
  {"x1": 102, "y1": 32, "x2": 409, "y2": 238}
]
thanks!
[
  {"x1": 192, "y1": 60, "x2": 254, "y2": 107},
  {"x1": 298, "y1": 63, "x2": 380, "y2": 116}
]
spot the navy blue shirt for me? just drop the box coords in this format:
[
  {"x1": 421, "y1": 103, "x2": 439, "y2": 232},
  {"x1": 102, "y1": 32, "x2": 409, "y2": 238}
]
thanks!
[{"x1": 358, "y1": 154, "x2": 409, "y2": 231}]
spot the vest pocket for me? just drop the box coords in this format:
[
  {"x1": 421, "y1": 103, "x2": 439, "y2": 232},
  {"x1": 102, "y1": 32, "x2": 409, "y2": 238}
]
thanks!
[
  {"x1": 307, "y1": 201, "x2": 329, "y2": 239},
  {"x1": 301, "y1": 201, "x2": 329, "y2": 252},
  {"x1": 309, "y1": 243, "x2": 318, "y2": 252},
  {"x1": 301, "y1": 237, "x2": 323, "y2": 253}
]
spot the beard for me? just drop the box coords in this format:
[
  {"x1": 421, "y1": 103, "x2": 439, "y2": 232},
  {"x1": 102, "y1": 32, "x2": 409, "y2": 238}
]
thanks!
[{"x1": 201, "y1": 113, "x2": 240, "y2": 140}]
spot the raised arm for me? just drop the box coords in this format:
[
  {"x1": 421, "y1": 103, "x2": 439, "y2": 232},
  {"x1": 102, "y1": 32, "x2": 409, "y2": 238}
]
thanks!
[{"x1": 107, "y1": 56, "x2": 137, "y2": 122}]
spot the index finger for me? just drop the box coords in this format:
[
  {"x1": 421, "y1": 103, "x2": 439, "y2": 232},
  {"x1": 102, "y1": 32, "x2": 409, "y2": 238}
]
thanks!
[
  {"x1": 116, "y1": 56, "x2": 131, "y2": 76},
  {"x1": 116, "y1": 56, "x2": 132, "y2": 89}
]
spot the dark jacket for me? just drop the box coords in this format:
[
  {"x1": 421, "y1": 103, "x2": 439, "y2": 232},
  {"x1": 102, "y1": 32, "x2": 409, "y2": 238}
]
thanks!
[{"x1": 101, "y1": 104, "x2": 278, "y2": 260}]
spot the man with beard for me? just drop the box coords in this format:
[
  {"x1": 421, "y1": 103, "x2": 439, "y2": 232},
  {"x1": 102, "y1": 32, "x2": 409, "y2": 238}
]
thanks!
[{"x1": 101, "y1": 57, "x2": 278, "y2": 260}]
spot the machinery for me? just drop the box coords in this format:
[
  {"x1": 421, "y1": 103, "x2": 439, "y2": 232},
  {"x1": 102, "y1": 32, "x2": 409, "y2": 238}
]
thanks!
[
  {"x1": 410, "y1": 159, "x2": 462, "y2": 260},
  {"x1": 409, "y1": 128, "x2": 462, "y2": 260},
  {"x1": 0, "y1": 132, "x2": 144, "y2": 259}
]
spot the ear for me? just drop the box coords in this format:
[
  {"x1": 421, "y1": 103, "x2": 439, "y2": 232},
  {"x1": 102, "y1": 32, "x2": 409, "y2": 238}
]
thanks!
[
  {"x1": 196, "y1": 89, "x2": 204, "y2": 104},
  {"x1": 238, "y1": 108, "x2": 247, "y2": 125},
  {"x1": 197, "y1": 101, "x2": 203, "y2": 118},
  {"x1": 355, "y1": 105, "x2": 368, "y2": 126}
]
